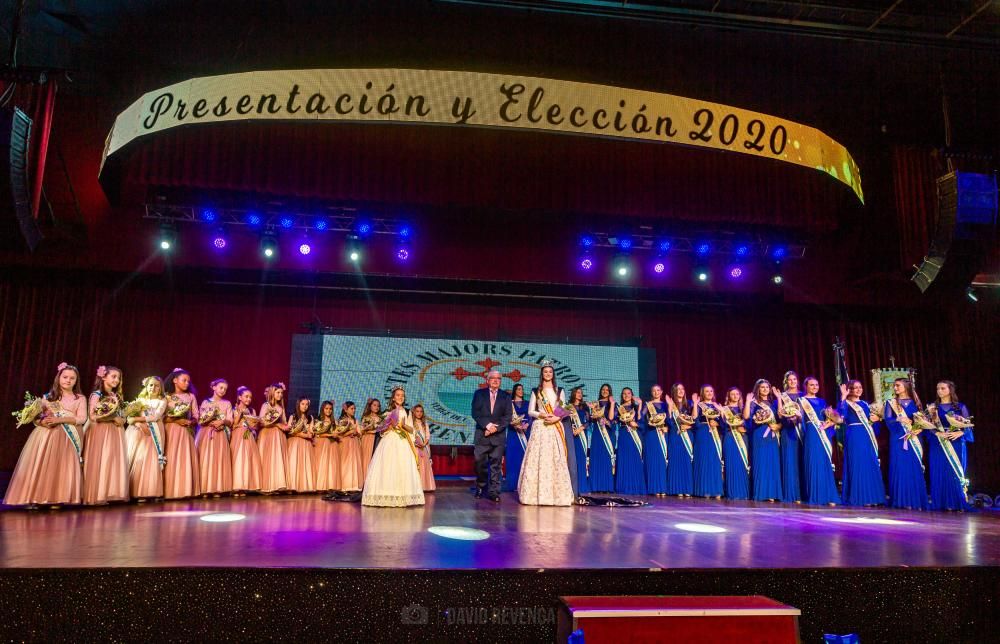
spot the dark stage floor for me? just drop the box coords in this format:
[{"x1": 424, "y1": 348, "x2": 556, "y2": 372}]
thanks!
[{"x1": 3, "y1": 487, "x2": 999, "y2": 570}]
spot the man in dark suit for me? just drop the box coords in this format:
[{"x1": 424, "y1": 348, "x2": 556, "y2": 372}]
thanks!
[{"x1": 470, "y1": 370, "x2": 513, "y2": 501}]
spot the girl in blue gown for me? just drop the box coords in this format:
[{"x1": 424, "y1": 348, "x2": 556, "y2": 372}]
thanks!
[
  {"x1": 927, "y1": 380, "x2": 973, "y2": 511},
  {"x1": 588, "y1": 384, "x2": 616, "y2": 493},
  {"x1": 501, "y1": 384, "x2": 530, "y2": 493},
  {"x1": 884, "y1": 378, "x2": 928, "y2": 510},
  {"x1": 746, "y1": 379, "x2": 781, "y2": 502},
  {"x1": 614, "y1": 387, "x2": 646, "y2": 495},
  {"x1": 776, "y1": 371, "x2": 804, "y2": 503},
  {"x1": 691, "y1": 384, "x2": 724, "y2": 498},
  {"x1": 838, "y1": 380, "x2": 886, "y2": 506},
  {"x1": 800, "y1": 377, "x2": 839, "y2": 506},
  {"x1": 567, "y1": 387, "x2": 591, "y2": 495},
  {"x1": 665, "y1": 383, "x2": 694, "y2": 496},
  {"x1": 642, "y1": 385, "x2": 670, "y2": 496},
  {"x1": 721, "y1": 388, "x2": 750, "y2": 500}
]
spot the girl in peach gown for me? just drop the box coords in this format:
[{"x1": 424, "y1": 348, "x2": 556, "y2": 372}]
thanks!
[
  {"x1": 82, "y1": 365, "x2": 129, "y2": 505},
  {"x1": 195, "y1": 378, "x2": 234, "y2": 497},
  {"x1": 230, "y1": 386, "x2": 262, "y2": 495},
  {"x1": 359, "y1": 398, "x2": 382, "y2": 481},
  {"x1": 286, "y1": 397, "x2": 317, "y2": 493},
  {"x1": 412, "y1": 404, "x2": 436, "y2": 492},
  {"x1": 337, "y1": 401, "x2": 363, "y2": 492},
  {"x1": 257, "y1": 383, "x2": 289, "y2": 494},
  {"x1": 163, "y1": 368, "x2": 201, "y2": 499},
  {"x1": 313, "y1": 401, "x2": 340, "y2": 492},
  {"x1": 4, "y1": 363, "x2": 87, "y2": 508},
  {"x1": 124, "y1": 376, "x2": 167, "y2": 500}
]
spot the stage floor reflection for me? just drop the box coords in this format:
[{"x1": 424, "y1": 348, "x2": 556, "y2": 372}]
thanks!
[{"x1": 3, "y1": 488, "x2": 998, "y2": 569}]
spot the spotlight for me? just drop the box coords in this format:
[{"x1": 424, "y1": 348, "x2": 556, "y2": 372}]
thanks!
[
  {"x1": 653, "y1": 262, "x2": 666, "y2": 274},
  {"x1": 259, "y1": 231, "x2": 278, "y2": 260},
  {"x1": 199, "y1": 208, "x2": 217, "y2": 223},
  {"x1": 735, "y1": 244, "x2": 750, "y2": 257},
  {"x1": 279, "y1": 215, "x2": 295, "y2": 229},
  {"x1": 729, "y1": 266, "x2": 743, "y2": 279},
  {"x1": 771, "y1": 245, "x2": 787, "y2": 260},
  {"x1": 613, "y1": 255, "x2": 631, "y2": 278},
  {"x1": 346, "y1": 234, "x2": 363, "y2": 264},
  {"x1": 696, "y1": 242, "x2": 711, "y2": 256},
  {"x1": 298, "y1": 242, "x2": 312, "y2": 256},
  {"x1": 579, "y1": 255, "x2": 594, "y2": 271},
  {"x1": 580, "y1": 234, "x2": 595, "y2": 248},
  {"x1": 157, "y1": 223, "x2": 177, "y2": 251},
  {"x1": 965, "y1": 286, "x2": 979, "y2": 302},
  {"x1": 314, "y1": 218, "x2": 328, "y2": 231},
  {"x1": 354, "y1": 219, "x2": 373, "y2": 238},
  {"x1": 211, "y1": 228, "x2": 228, "y2": 250},
  {"x1": 245, "y1": 212, "x2": 262, "y2": 227},
  {"x1": 772, "y1": 273, "x2": 784, "y2": 285},
  {"x1": 657, "y1": 239, "x2": 671, "y2": 253},
  {"x1": 396, "y1": 247, "x2": 410, "y2": 261},
  {"x1": 617, "y1": 266, "x2": 629, "y2": 277},
  {"x1": 398, "y1": 225, "x2": 412, "y2": 239},
  {"x1": 695, "y1": 268, "x2": 710, "y2": 283}
]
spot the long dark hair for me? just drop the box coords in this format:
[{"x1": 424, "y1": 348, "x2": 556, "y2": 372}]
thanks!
[
  {"x1": 340, "y1": 401, "x2": 356, "y2": 420},
  {"x1": 290, "y1": 397, "x2": 313, "y2": 424},
  {"x1": 670, "y1": 382, "x2": 690, "y2": 414},
  {"x1": 935, "y1": 380, "x2": 960, "y2": 405},
  {"x1": 319, "y1": 400, "x2": 335, "y2": 420},
  {"x1": 724, "y1": 387, "x2": 743, "y2": 408},
  {"x1": 361, "y1": 398, "x2": 381, "y2": 420},
  {"x1": 510, "y1": 383, "x2": 525, "y2": 400},
  {"x1": 751, "y1": 379, "x2": 776, "y2": 405},
  {"x1": 91, "y1": 366, "x2": 124, "y2": 399},
  {"x1": 569, "y1": 386, "x2": 585, "y2": 406},
  {"x1": 649, "y1": 383, "x2": 664, "y2": 403},
  {"x1": 893, "y1": 378, "x2": 923, "y2": 409},
  {"x1": 599, "y1": 383, "x2": 612, "y2": 400},
  {"x1": 164, "y1": 368, "x2": 197, "y2": 396},
  {"x1": 47, "y1": 364, "x2": 83, "y2": 401},
  {"x1": 620, "y1": 387, "x2": 635, "y2": 406},
  {"x1": 537, "y1": 364, "x2": 558, "y2": 393}
]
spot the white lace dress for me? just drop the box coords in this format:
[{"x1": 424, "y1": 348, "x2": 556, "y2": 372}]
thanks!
[
  {"x1": 517, "y1": 387, "x2": 574, "y2": 506},
  {"x1": 361, "y1": 408, "x2": 425, "y2": 507}
]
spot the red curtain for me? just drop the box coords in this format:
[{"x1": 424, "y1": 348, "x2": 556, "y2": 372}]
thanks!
[
  {"x1": 892, "y1": 146, "x2": 942, "y2": 271},
  {"x1": 2, "y1": 276, "x2": 996, "y2": 490}
]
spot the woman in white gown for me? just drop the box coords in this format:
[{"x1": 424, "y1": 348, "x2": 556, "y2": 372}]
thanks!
[
  {"x1": 518, "y1": 364, "x2": 575, "y2": 506},
  {"x1": 361, "y1": 387, "x2": 425, "y2": 507}
]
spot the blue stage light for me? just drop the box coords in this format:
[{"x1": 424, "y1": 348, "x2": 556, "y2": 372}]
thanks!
[
  {"x1": 618, "y1": 237, "x2": 633, "y2": 251},
  {"x1": 399, "y1": 225, "x2": 412, "y2": 238},
  {"x1": 735, "y1": 244, "x2": 750, "y2": 257},
  {"x1": 200, "y1": 208, "x2": 217, "y2": 223},
  {"x1": 657, "y1": 239, "x2": 671, "y2": 253},
  {"x1": 314, "y1": 218, "x2": 328, "y2": 231},
  {"x1": 246, "y1": 212, "x2": 262, "y2": 226},
  {"x1": 771, "y1": 246, "x2": 787, "y2": 259},
  {"x1": 696, "y1": 242, "x2": 711, "y2": 256},
  {"x1": 279, "y1": 216, "x2": 295, "y2": 229},
  {"x1": 580, "y1": 234, "x2": 595, "y2": 248}
]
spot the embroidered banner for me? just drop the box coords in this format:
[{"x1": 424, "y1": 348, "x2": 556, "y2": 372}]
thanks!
[{"x1": 101, "y1": 68, "x2": 863, "y2": 202}]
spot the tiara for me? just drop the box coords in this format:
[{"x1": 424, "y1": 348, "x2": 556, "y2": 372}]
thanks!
[{"x1": 540, "y1": 360, "x2": 553, "y2": 367}]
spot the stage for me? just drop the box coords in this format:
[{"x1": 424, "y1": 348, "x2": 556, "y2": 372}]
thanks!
[{"x1": 2, "y1": 487, "x2": 998, "y2": 641}]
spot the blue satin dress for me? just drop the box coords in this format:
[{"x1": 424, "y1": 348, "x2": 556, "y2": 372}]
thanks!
[
  {"x1": 588, "y1": 400, "x2": 616, "y2": 493},
  {"x1": 839, "y1": 400, "x2": 886, "y2": 506},
  {"x1": 884, "y1": 399, "x2": 928, "y2": 510},
  {"x1": 614, "y1": 402, "x2": 646, "y2": 495},
  {"x1": 801, "y1": 397, "x2": 838, "y2": 506},
  {"x1": 665, "y1": 402, "x2": 694, "y2": 496},
  {"x1": 571, "y1": 403, "x2": 591, "y2": 495},
  {"x1": 750, "y1": 400, "x2": 782, "y2": 501},
  {"x1": 778, "y1": 393, "x2": 804, "y2": 503},
  {"x1": 642, "y1": 402, "x2": 669, "y2": 495},
  {"x1": 692, "y1": 404, "x2": 724, "y2": 497},
  {"x1": 722, "y1": 405, "x2": 750, "y2": 500},
  {"x1": 501, "y1": 400, "x2": 530, "y2": 493},
  {"x1": 927, "y1": 402, "x2": 972, "y2": 511}
]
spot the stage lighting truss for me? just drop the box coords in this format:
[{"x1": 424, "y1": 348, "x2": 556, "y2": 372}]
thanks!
[
  {"x1": 145, "y1": 203, "x2": 410, "y2": 237},
  {"x1": 585, "y1": 230, "x2": 805, "y2": 260}
]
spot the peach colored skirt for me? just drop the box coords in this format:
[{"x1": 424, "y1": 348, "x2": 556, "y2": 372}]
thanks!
[
  {"x1": 82, "y1": 421, "x2": 130, "y2": 505},
  {"x1": 314, "y1": 437, "x2": 341, "y2": 491},
  {"x1": 230, "y1": 428, "x2": 262, "y2": 492},
  {"x1": 286, "y1": 435, "x2": 316, "y2": 492},
  {"x1": 257, "y1": 427, "x2": 289, "y2": 493},
  {"x1": 418, "y1": 445, "x2": 436, "y2": 492},
  {"x1": 360, "y1": 433, "x2": 376, "y2": 481},
  {"x1": 3, "y1": 425, "x2": 82, "y2": 506},
  {"x1": 125, "y1": 422, "x2": 163, "y2": 499},
  {"x1": 339, "y1": 437, "x2": 363, "y2": 492},
  {"x1": 195, "y1": 426, "x2": 233, "y2": 494},
  {"x1": 163, "y1": 421, "x2": 201, "y2": 499}
]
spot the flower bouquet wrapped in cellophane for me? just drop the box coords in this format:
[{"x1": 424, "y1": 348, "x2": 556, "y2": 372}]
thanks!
[
  {"x1": 122, "y1": 399, "x2": 145, "y2": 420},
  {"x1": 167, "y1": 395, "x2": 191, "y2": 420},
  {"x1": 11, "y1": 392, "x2": 45, "y2": 428},
  {"x1": 92, "y1": 394, "x2": 121, "y2": 422}
]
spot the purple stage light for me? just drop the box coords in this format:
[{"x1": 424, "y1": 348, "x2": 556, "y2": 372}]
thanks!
[
  {"x1": 299, "y1": 243, "x2": 312, "y2": 255},
  {"x1": 580, "y1": 258, "x2": 593, "y2": 271},
  {"x1": 729, "y1": 267, "x2": 743, "y2": 278},
  {"x1": 213, "y1": 236, "x2": 227, "y2": 250},
  {"x1": 397, "y1": 248, "x2": 410, "y2": 261},
  {"x1": 653, "y1": 261, "x2": 666, "y2": 274}
]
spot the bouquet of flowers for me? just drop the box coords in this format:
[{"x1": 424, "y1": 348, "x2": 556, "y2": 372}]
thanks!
[
  {"x1": 261, "y1": 406, "x2": 283, "y2": 427},
  {"x1": 511, "y1": 410, "x2": 527, "y2": 430},
  {"x1": 778, "y1": 393, "x2": 801, "y2": 419},
  {"x1": 676, "y1": 412, "x2": 696, "y2": 430},
  {"x1": 561, "y1": 402, "x2": 585, "y2": 430},
  {"x1": 909, "y1": 410, "x2": 937, "y2": 432},
  {"x1": 360, "y1": 414, "x2": 379, "y2": 434},
  {"x1": 823, "y1": 407, "x2": 845, "y2": 425},
  {"x1": 11, "y1": 392, "x2": 44, "y2": 427},
  {"x1": 92, "y1": 394, "x2": 121, "y2": 421},
  {"x1": 122, "y1": 399, "x2": 145, "y2": 420},
  {"x1": 587, "y1": 401, "x2": 604, "y2": 420},
  {"x1": 701, "y1": 403, "x2": 722, "y2": 421},
  {"x1": 944, "y1": 410, "x2": 974, "y2": 429},
  {"x1": 313, "y1": 418, "x2": 333, "y2": 437},
  {"x1": 335, "y1": 418, "x2": 353, "y2": 436},
  {"x1": 869, "y1": 404, "x2": 885, "y2": 421},
  {"x1": 753, "y1": 405, "x2": 780, "y2": 431},
  {"x1": 199, "y1": 404, "x2": 221, "y2": 427},
  {"x1": 167, "y1": 396, "x2": 191, "y2": 420},
  {"x1": 721, "y1": 405, "x2": 744, "y2": 429},
  {"x1": 288, "y1": 415, "x2": 310, "y2": 436},
  {"x1": 617, "y1": 404, "x2": 636, "y2": 426}
]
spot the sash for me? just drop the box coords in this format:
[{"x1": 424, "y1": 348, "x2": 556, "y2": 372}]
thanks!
[
  {"x1": 779, "y1": 392, "x2": 803, "y2": 441},
  {"x1": 512, "y1": 404, "x2": 527, "y2": 450},
  {"x1": 732, "y1": 428, "x2": 750, "y2": 473},
  {"x1": 568, "y1": 405, "x2": 588, "y2": 451},
  {"x1": 932, "y1": 407, "x2": 970, "y2": 492},
  {"x1": 754, "y1": 403, "x2": 780, "y2": 444},
  {"x1": 593, "y1": 417, "x2": 616, "y2": 474},
  {"x1": 618, "y1": 404, "x2": 643, "y2": 457},
  {"x1": 888, "y1": 399, "x2": 924, "y2": 471},
  {"x1": 670, "y1": 409, "x2": 695, "y2": 460},
  {"x1": 845, "y1": 400, "x2": 880, "y2": 464},
  {"x1": 645, "y1": 401, "x2": 668, "y2": 464},
  {"x1": 539, "y1": 390, "x2": 570, "y2": 464},
  {"x1": 800, "y1": 398, "x2": 834, "y2": 471},
  {"x1": 700, "y1": 403, "x2": 724, "y2": 464},
  {"x1": 57, "y1": 418, "x2": 84, "y2": 464}
]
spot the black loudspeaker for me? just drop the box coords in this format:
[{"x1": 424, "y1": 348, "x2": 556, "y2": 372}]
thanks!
[
  {"x1": 912, "y1": 171, "x2": 998, "y2": 293},
  {"x1": 0, "y1": 107, "x2": 42, "y2": 251}
]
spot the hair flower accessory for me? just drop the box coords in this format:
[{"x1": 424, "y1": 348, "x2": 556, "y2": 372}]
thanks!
[
  {"x1": 56, "y1": 362, "x2": 69, "y2": 372},
  {"x1": 96, "y1": 365, "x2": 108, "y2": 378},
  {"x1": 278, "y1": 382, "x2": 287, "y2": 390}
]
